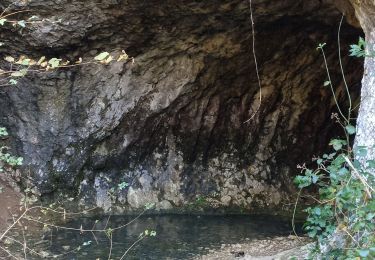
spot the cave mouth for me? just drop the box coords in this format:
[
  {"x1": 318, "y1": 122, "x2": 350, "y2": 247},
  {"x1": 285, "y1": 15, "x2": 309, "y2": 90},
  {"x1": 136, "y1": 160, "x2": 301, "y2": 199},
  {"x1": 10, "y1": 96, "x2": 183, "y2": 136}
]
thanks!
[{"x1": 0, "y1": 0, "x2": 363, "y2": 214}]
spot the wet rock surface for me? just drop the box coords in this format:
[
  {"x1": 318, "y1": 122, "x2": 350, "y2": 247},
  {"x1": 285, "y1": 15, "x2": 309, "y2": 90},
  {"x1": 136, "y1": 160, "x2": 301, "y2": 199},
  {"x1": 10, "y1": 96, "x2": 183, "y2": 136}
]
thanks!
[
  {"x1": 195, "y1": 236, "x2": 312, "y2": 260},
  {"x1": 0, "y1": 0, "x2": 363, "y2": 212}
]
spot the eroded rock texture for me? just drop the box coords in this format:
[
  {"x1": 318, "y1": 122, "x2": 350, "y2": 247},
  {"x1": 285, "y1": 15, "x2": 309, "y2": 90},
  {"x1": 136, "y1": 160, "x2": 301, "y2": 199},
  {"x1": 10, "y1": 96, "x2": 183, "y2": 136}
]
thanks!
[
  {"x1": 0, "y1": 0, "x2": 363, "y2": 213},
  {"x1": 350, "y1": 0, "x2": 375, "y2": 171}
]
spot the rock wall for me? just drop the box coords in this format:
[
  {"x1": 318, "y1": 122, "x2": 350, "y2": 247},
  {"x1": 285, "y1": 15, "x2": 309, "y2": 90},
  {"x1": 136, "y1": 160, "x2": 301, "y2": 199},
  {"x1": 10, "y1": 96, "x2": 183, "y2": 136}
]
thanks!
[
  {"x1": 0, "y1": 0, "x2": 363, "y2": 213},
  {"x1": 350, "y1": 0, "x2": 375, "y2": 171}
]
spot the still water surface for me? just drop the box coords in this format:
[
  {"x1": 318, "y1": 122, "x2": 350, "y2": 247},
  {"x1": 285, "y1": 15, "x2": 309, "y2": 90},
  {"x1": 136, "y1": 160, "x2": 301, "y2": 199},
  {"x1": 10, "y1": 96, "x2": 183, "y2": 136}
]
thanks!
[{"x1": 45, "y1": 214, "x2": 300, "y2": 259}]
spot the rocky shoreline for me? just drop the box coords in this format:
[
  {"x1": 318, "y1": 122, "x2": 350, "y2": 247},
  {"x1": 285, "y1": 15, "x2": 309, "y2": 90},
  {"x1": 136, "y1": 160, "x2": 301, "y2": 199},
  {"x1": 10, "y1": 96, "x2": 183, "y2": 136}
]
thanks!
[{"x1": 195, "y1": 235, "x2": 312, "y2": 260}]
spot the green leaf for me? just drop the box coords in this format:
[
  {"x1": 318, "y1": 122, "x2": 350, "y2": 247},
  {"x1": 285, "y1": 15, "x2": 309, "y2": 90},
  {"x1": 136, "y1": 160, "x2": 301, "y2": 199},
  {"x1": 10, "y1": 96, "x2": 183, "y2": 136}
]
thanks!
[
  {"x1": 311, "y1": 174, "x2": 319, "y2": 184},
  {"x1": 11, "y1": 69, "x2": 27, "y2": 77},
  {"x1": 317, "y1": 43, "x2": 326, "y2": 50},
  {"x1": 313, "y1": 207, "x2": 321, "y2": 216},
  {"x1": 17, "y1": 20, "x2": 26, "y2": 28},
  {"x1": 48, "y1": 58, "x2": 62, "y2": 68},
  {"x1": 355, "y1": 146, "x2": 368, "y2": 158},
  {"x1": 357, "y1": 249, "x2": 370, "y2": 257},
  {"x1": 20, "y1": 58, "x2": 31, "y2": 66},
  {"x1": 366, "y1": 213, "x2": 374, "y2": 221},
  {"x1": 294, "y1": 175, "x2": 311, "y2": 188},
  {"x1": 323, "y1": 81, "x2": 330, "y2": 87},
  {"x1": 367, "y1": 160, "x2": 375, "y2": 168},
  {"x1": 345, "y1": 125, "x2": 356, "y2": 135},
  {"x1": 0, "y1": 19, "x2": 7, "y2": 26},
  {"x1": 9, "y1": 79, "x2": 18, "y2": 85},
  {"x1": 329, "y1": 139, "x2": 346, "y2": 151},
  {"x1": 94, "y1": 52, "x2": 110, "y2": 61},
  {"x1": 0, "y1": 127, "x2": 8, "y2": 137}
]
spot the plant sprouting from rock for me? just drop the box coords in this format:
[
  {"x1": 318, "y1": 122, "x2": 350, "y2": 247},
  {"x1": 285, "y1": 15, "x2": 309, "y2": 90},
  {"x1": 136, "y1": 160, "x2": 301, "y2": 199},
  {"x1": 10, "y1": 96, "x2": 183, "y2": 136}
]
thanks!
[{"x1": 294, "y1": 27, "x2": 375, "y2": 259}]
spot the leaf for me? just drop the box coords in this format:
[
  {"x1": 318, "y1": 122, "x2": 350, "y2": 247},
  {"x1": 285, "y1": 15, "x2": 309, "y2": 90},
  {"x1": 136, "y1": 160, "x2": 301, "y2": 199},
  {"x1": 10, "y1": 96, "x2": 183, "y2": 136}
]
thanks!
[
  {"x1": 0, "y1": 127, "x2": 8, "y2": 137},
  {"x1": 48, "y1": 58, "x2": 62, "y2": 68},
  {"x1": 366, "y1": 213, "x2": 374, "y2": 221},
  {"x1": 94, "y1": 52, "x2": 110, "y2": 61},
  {"x1": 11, "y1": 69, "x2": 27, "y2": 77},
  {"x1": 117, "y1": 50, "x2": 129, "y2": 62},
  {"x1": 37, "y1": 56, "x2": 46, "y2": 65},
  {"x1": 0, "y1": 19, "x2": 7, "y2": 26},
  {"x1": 323, "y1": 81, "x2": 330, "y2": 87},
  {"x1": 313, "y1": 207, "x2": 321, "y2": 216},
  {"x1": 355, "y1": 146, "x2": 368, "y2": 158},
  {"x1": 75, "y1": 57, "x2": 83, "y2": 64},
  {"x1": 17, "y1": 20, "x2": 26, "y2": 28},
  {"x1": 367, "y1": 160, "x2": 375, "y2": 168},
  {"x1": 82, "y1": 241, "x2": 92, "y2": 246},
  {"x1": 358, "y1": 37, "x2": 366, "y2": 48},
  {"x1": 316, "y1": 43, "x2": 326, "y2": 50},
  {"x1": 4, "y1": 56, "x2": 15, "y2": 63},
  {"x1": 28, "y1": 15, "x2": 39, "y2": 21},
  {"x1": 357, "y1": 249, "x2": 370, "y2": 257},
  {"x1": 345, "y1": 125, "x2": 356, "y2": 135},
  {"x1": 104, "y1": 55, "x2": 113, "y2": 64},
  {"x1": 9, "y1": 79, "x2": 18, "y2": 85},
  {"x1": 20, "y1": 58, "x2": 31, "y2": 66},
  {"x1": 311, "y1": 174, "x2": 319, "y2": 184},
  {"x1": 329, "y1": 139, "x2": 346, "y2": 151},
  {"x1": 294, "y1": 175, "x2": 311, "y2": 188}
]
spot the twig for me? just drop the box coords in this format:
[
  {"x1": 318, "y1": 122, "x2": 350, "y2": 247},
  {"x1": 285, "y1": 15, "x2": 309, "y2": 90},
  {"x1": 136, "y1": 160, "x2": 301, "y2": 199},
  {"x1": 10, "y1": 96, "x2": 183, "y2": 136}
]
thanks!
[
  {"x1": 343, "y1": 156, "x2": 373, "y2": 198},
  {"x1": 292, "y1": 189, "x2": 302, "y2": 241},
  {"x1": 0, "y1": 245, "x2": 18, "y2": 259},
  {"x1": 0, "y1": 206, "x2": 38, "y2": 241},
  {"x1": 244, "y1": 0, "x2": 262, "y2": 123},
  {"x1": 119, "y1": 235, "x2": 145, "y2": 260},
  {"x1": 107, "y1": 232, "x2": 113, "y2": 260},
  {"x1": 337, "y1": 15, "x2": 352, "y2": 121},
  {"x1": 22, "y1": 230, "x2": 27, "y2": 259}
]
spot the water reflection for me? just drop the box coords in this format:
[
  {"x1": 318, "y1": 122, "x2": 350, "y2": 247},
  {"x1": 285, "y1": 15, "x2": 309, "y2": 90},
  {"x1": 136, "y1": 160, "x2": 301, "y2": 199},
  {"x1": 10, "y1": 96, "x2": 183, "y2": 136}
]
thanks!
[{"x1": 47, "y1": 214, "x2": 300, "y2": 259}]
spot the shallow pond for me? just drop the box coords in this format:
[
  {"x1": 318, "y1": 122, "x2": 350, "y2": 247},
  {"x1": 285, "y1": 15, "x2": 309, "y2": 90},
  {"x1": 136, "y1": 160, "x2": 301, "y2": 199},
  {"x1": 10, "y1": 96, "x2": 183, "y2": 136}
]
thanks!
[{"x1": 42, "y1": 214, "x2": 302, "y2": 259}]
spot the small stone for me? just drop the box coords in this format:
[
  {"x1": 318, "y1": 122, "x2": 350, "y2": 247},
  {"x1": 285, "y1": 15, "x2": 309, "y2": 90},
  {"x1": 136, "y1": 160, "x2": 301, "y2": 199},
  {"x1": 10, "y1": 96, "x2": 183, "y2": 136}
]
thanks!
[
  {"x1": 220, "y1": 195, "x2": 232, "y2": 206},
  {"x1": 159, "y1": 200, "x2": 173, "y2": 210}
]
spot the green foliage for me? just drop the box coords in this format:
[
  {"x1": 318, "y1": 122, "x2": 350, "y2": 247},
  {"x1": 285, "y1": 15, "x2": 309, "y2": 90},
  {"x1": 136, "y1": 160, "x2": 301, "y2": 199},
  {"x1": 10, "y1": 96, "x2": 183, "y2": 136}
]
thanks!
[
  {"x1": 294, "y1": 38, "x2": 375, "y2": 259},
  {"x1": 350, "y1": 37, "x2": 375, "y2": 58},
  {"x1": 0, "y1": 127, "x2": 23, "y2": 172},
  {"x1": 143, "y1": 229, "x2": 157, "y2": 237},
  {"x1": 294, "y1": 131, "x2": 375, "y2": 259},
  {"x1": 118, "y1": 181, "x2": 129, "y2": 190},
  {"x1": 0, "y1": 127, "x2": 8, "y2": 137},
  {"x1": 350, "y1": 37, "x2": 367, "y2": 57}
]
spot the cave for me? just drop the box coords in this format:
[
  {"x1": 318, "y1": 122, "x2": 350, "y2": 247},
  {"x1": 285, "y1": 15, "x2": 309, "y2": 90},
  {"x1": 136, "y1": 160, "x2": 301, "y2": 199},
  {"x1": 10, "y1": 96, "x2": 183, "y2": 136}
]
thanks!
[{"x1": 0, "y1": 0, "x2": 364, "y2": 214}]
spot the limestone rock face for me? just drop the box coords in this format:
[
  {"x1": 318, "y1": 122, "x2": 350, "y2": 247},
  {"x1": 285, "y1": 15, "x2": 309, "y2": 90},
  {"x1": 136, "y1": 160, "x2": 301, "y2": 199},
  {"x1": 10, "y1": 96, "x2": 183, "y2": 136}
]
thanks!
[
  {"x1": 350, "y1": 0, "x2": 375, "y2": 172},
  {"x1": 0, "y1": 0, "x2": 363, "y2": 213}
]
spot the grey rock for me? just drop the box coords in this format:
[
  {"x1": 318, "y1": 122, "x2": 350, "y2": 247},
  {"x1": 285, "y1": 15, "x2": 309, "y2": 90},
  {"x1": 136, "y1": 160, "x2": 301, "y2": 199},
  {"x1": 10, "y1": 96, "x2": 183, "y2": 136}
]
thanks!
[{"x1": 0, "y1": 0, "x2": 363, "y2": 213}]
